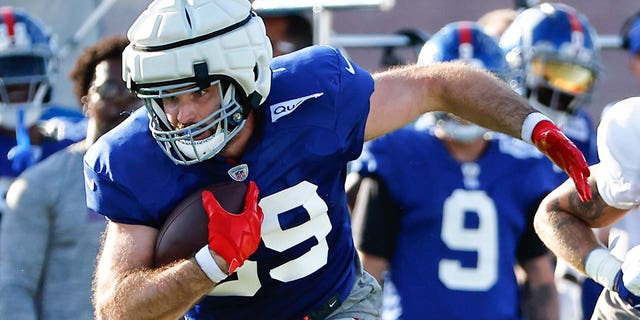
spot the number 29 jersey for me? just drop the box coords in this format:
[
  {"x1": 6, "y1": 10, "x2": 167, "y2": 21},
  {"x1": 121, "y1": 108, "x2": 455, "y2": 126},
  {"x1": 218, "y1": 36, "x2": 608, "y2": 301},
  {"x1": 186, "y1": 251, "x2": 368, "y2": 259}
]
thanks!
[{"x1": 84, "y1": 46, "x2": 373, "y2": 320}]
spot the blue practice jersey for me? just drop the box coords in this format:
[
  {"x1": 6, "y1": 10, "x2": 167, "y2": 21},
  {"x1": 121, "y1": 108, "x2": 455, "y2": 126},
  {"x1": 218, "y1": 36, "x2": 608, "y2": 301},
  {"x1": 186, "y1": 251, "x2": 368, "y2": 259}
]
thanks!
[
  {"x1": 0, "y1": 104, "x2": 85, "y2": 179},
  {"x1": 0, "y1": 104, "x2": 85, "y2": 216},
  {"x1": 554, "y1": 109, "x2": 598, "y2": 185},
  {"x1": 352, "y1": 126, "x2": 557, "y2": 320},
  {"x1": 84, "y1": 46, "x2": 373, "y2": 320}
]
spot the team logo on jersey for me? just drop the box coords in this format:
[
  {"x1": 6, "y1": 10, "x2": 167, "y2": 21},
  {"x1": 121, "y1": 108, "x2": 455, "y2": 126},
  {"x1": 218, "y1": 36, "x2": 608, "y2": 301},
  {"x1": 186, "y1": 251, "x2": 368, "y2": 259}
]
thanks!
[
  {"x1": 461, "y1": 162, "x2": 480, "y2": 189},
  {"x1": 228, "y1": 164, "x2": 249, "y2": 181},
  {"x1": 269, "y1": 92, "x2": 324, "y2": 122}
]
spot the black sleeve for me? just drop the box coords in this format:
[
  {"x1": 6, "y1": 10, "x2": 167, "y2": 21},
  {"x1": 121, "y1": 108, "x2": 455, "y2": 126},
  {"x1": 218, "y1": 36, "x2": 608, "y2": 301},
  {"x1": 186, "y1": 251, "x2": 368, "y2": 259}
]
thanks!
[
  {"x1": 351, "y1": 174, "x2": 402, "y2": 260},
  {"x1": 516, "y1": 195, "x2": 549, "y2": 264}
]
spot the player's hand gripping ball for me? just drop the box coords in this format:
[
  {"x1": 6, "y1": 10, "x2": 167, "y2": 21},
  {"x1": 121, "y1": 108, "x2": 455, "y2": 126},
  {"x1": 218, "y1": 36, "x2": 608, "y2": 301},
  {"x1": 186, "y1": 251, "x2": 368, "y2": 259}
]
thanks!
[
  {"x1": 203, "y1": 180, "x2": 264, "y2": 274},
  {"x1": 154, "y1": 180, "x2": 263, "y2": 270}
]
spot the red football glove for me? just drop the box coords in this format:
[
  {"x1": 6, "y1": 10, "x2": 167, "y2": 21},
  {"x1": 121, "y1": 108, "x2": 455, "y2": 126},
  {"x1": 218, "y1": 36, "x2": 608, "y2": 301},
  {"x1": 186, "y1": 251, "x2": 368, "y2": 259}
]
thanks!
[
  {"x1": 532, "y1": 120, "x2": 592, "y2": 202},
  {"x1": 202, "y1": 181, "x2": 264, "y2": 274}
]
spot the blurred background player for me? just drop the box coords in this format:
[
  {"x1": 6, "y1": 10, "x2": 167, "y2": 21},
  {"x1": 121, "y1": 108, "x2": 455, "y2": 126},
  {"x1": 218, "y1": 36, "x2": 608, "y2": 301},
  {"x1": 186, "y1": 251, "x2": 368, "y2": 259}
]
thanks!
[
  {"x1": 0, "y1": 6, "x2": 85, "y2": 223},
  {"x1": 477, "y1": 8, "x2": 518, "y2": 39},
  {"x1": 260, "y1": 11, "x2": 312, "y2": 57},
  {"x1": 572, "y1": 10, "x2": 640, "y2": 320},
  {"x1": 534, "y1": 96, "x2": 640, "y2": 320},
  {"x1": 499, "y1": 2, "x2": 600, "y2": 176},
  {"x1": 350, "y1": 21, "x2": 559, "y2": 320},
  {"x1": 499, "y1": 3, "x2": 602, "y2": 318},
  {"x1": 597, "y1": 6, "x2": 640, "y2": 277},
  {"x1": 0, "y1": 34, "x2": 136, "y2": 319}
]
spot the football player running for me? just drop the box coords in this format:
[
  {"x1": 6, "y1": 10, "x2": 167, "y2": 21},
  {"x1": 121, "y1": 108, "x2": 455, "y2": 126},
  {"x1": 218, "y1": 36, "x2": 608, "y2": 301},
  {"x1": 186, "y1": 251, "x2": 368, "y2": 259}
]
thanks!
[
  {"x1": 88, "y1": 0, "x2": 590, "y2": 319},
  {"x1": 350, "y1": 21, "x2": 559, "y2": 320},
  {"x1": 535, "y1": 97, "x2": 640, "y2": 320}
]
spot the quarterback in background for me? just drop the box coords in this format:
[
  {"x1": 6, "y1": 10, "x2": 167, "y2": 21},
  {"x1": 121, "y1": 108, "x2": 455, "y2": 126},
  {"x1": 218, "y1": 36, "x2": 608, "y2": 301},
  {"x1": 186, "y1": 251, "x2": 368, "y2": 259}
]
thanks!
[{"x1": 88, "y1": 0, "x2": 590, "y2": 319}]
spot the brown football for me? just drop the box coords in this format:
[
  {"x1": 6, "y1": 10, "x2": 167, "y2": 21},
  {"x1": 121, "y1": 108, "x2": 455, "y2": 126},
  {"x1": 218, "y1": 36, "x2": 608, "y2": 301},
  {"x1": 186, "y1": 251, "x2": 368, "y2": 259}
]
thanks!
[{"x1": 154, "y1": 180, "x2": 248, "y2": 267}]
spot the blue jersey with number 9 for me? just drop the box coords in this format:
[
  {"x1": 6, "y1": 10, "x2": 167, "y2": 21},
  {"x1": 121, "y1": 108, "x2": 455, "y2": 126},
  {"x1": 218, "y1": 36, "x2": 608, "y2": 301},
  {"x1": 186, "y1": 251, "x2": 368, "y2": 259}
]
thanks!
[{"x1": 352, "y1": 125, "x2": 557, "y2": 320}]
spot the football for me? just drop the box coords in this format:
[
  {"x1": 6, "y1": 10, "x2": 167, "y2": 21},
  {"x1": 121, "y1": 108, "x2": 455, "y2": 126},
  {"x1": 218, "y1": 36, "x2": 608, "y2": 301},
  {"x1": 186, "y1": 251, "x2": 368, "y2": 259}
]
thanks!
[{"x1": 154, "y1": 180, "x2": 248, "y2": 267}]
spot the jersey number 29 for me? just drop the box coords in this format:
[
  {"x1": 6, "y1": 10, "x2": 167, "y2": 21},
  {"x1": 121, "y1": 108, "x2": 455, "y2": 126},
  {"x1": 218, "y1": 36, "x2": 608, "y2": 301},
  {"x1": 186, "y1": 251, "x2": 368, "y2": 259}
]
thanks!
[{"x1": 210, "y1": 181, "x2": 331, "y2": 296}]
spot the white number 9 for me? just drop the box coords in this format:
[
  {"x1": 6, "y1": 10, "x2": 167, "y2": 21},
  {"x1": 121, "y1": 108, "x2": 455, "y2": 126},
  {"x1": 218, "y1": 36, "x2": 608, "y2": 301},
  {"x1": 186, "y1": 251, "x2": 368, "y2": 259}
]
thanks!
[
  {"x1": 438, "y1": 189, "x2": 498, "y2": 291},
  {"x1": 210, "y1": 181, "x2": 332, "y2": 296}
]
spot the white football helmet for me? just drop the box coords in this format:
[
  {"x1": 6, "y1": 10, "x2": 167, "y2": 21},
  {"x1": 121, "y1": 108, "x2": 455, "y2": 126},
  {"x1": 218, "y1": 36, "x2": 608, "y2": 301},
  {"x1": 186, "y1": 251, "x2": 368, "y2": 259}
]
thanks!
[
  {"x1": 0, "y1": 6, "x2": 55, "y2": 129},
  {"x1": 123, "y1": 0, "x2": 273, "y2": 165}
]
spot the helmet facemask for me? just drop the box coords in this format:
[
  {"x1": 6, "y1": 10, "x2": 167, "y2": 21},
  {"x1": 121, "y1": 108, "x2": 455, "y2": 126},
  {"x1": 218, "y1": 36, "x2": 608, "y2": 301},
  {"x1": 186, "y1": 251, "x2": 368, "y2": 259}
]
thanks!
[
  {"x1": 0, "y1": 79, "x2": 49, "y2": 129},
  {"x1": 140, "y1": 76, "x2": 246, "y2": 165},
  {"x1": 434, "y1": 112, "x2": 487, "y2": 143},
  {"x1": 523, "y1": 54, "x2": 596, "y2": 125}
]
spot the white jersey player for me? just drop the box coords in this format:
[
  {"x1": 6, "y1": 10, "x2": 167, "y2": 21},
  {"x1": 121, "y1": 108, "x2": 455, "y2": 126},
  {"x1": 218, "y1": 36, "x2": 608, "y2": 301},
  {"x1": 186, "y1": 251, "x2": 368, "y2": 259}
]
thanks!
[{"x1": 535, "y1": 96, "x2": 640, "y2": 319}]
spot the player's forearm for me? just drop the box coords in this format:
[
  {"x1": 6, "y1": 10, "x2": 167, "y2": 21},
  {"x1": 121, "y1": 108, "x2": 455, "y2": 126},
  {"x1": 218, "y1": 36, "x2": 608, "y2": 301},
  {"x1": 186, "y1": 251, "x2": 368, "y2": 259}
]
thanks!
[
  {"x1": 533, "y1": 182, "x2": 603, "y2": 274},
  {"x1": 367, "y1": 63, "x2": 534, "y2": 141},
  {"x1": 94, "y1": 258, "x2": 215, "y2": 320}
]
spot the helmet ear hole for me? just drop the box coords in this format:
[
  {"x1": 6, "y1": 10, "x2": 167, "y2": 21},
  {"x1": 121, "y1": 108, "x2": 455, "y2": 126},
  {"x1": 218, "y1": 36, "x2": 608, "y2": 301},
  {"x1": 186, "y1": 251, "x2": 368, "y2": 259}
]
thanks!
[{"x1": 253, "y1": 64, "x2": 259, "y2": 81}]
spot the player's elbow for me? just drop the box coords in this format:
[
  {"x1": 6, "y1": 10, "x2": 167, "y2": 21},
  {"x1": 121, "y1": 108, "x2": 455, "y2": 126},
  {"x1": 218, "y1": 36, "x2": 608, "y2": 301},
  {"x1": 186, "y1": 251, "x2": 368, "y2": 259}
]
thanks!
[
  {"x1": 93, "y1": 281, "x2": 126, "y2": 320},
  {"x1": 533, "y1": 196, "x2": 559, "y2": 242},
  {"x1": 93, "y1": 292, "x2": 117, "y2": 320}
]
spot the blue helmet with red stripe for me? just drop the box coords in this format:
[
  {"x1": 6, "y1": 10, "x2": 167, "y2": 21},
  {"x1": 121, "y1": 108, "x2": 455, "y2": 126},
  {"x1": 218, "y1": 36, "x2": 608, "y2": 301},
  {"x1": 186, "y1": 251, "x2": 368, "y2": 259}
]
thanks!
[
  {"x1": 417, "y1": 21, "x2": 508, "y2": 142},
  {"x1": 418, "y1": 21, "x2": 510, "y2": 80},
  {"x1": 0, "y1": 6, "x2": 55, "y2": 129},
  {"x1": 499, "y1": 3, "x2": 600, "y2": 122}
]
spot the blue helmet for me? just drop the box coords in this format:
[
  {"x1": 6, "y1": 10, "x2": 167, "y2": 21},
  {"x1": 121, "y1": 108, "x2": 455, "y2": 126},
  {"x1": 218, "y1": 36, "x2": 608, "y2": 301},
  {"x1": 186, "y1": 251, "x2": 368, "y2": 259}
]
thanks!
[
  {"x1": 418, "y1": 21, "x2": 511, "y2": 80},
  {"x1": 417, "y1": 21, "x2": 509, "y2": 142},
  {"x1": 499, "y1": 3, "x2": 600, "y2": 122},
  {"x1": 0, "y1": 6, "x2": 56, "y2": 129}
]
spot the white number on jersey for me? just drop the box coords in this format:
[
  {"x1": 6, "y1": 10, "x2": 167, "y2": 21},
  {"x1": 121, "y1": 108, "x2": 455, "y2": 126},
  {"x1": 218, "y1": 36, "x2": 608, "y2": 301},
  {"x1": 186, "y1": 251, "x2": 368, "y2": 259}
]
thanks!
[
  {"x1": 209, "y1": 181, "x2": 332, "y2": 296},
  {"x1": 438, "y1": 189, "x2": 498, "y2": 291}
]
